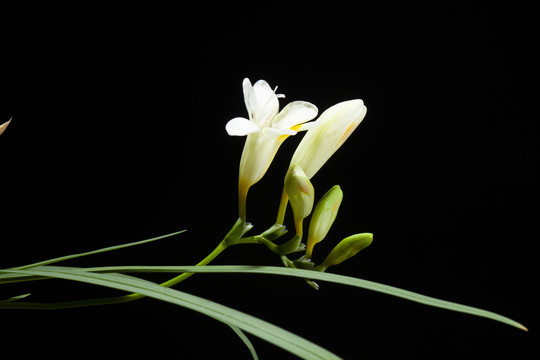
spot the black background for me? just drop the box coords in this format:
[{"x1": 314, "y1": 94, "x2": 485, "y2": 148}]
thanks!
[{"x1": 1, "y1": 2, "x2": 537, "y2": 359}]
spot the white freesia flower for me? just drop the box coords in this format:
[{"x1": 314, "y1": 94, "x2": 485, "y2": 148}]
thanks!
[{"x1": 226, "y1": 78, "x2": 318, "y2": 219}]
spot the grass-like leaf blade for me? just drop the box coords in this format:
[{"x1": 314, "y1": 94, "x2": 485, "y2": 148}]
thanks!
[
  {"x1": 0, "y1": 293, "x2": 31, "y2": 303},
  {"x1": 0, "y1": 267, "x2": 341, "y2": 360},
  {"x1": 226, "y1": 323, "x2": 259, "y2": 360},
  {"x1": 9, "y1": 230, "x2": 186, "y2": 271},
  {"x1": 78, "y1": 265, "x2": 528, "y2": 331}
]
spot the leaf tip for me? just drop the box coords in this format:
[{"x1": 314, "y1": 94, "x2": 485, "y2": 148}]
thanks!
[{"x1": 0, "y1": 118, "x2": 12, "y2": 136}]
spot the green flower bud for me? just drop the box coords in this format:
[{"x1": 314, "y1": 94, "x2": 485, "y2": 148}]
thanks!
[
  {"x1": 306, "y1": 185, "x2": 343, "y2": 259},
  {"x1": 284, "y1": 165, "x2": 315, "y2": 236},
  {"x1": 320, "y1": 233, "x2": 373, "y2": 270},
  {"x1": 223, "y1": 218, "x2": 252, "y2": 246},
  {"x1": 260, "y1": 224, "x2": 288, "y2": 242}
]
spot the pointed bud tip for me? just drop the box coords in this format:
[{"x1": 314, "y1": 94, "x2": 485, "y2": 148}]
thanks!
[
  {"x1": 321, "y1": 232, "x2": 374, "y2": 268},
  {"x1": 306, "y1": 280, "x2": 319, "y2": 290}
]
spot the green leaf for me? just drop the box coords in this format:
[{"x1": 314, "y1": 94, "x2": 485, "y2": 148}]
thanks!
[
  {"x1": 78, "y1": 265, "x2": 527, "y2": 331},
  {"x1": 0, "y1": 229, "x2": 185, "y2": 285},
  {"x1": 226, "y1": 323, "x2": 259, "y2": 360},
  {"x1": 3, "y1": 229, "x2": 186, "y2": 273},
  {"x1": 0, "y1": 293, "x2": 31, "y2": 303},
  {"x1": 0, "y1": 267, "x2": 342, "y2": 360}
]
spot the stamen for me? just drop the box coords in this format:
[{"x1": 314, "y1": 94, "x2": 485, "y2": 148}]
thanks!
[{"x1": 274, "y1": 86, "x2": 285, "y2": 98}]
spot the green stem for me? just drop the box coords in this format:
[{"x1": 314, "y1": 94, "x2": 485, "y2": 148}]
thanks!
[
  {"x1": 276, "y1": 187, "x2": 289, "y2": 225},
  {"x1": 236, "y1": 236, "x2": 279, "y2": 252},
  {"x1": 158, "y1": 241, "x2": 228, "y2": 288}
]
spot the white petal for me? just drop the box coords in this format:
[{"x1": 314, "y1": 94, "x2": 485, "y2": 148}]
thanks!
[
  {"x1": 243, "y1": 78, "x2": 279, "y2": 127},
  {"x1": 226, "y1": 117, "x2": 261, "y2": 136},
  {"x1": 252, "y1": 80, "x2": 280, "y2": 127},
  {"x1": 265, "y1": 126, "x2": 296, "y2": 136},
  {"x1": 242, "y1": 78, "x2": 258, "y2": 122},
  {"x1": 252, "y1": 80, "x2": 278, "y2": 106},
  {"x1": 271, "y1": 101, "x2": 318, "y2": 132}
]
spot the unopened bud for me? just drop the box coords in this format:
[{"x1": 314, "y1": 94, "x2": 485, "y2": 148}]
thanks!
[
  {"x1": 284, "y1": 165, "x2": 315, "y2": 235},
  {"x1": 320, "y1": 233, "x2": 373, "y2": 270},
  {"x1": 306, "y1": 185, "x2": 343, "y2": 258}
]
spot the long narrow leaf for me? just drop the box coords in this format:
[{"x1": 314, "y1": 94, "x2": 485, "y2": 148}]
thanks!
[
  {"x1": 226, "y1": 323, "x2": 259, "y2": 360},
  {"x1": 0, "y1": 293, "x2": 31, "y2": 303},
  {"x1": 77, "y1": 265, "x2": 527, "y2": 331},
  {"x1": 8, "y1": 230, "x2": 186, "y2": 270},
  {"x1": 0, "y1": 267, "x2": 341, "y2": 360}
]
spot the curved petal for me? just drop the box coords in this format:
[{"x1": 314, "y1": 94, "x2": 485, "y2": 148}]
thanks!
[
  {"x1": 243, "y1": 78, "x2": 281, "y2": 128},
  {"x1": 272, "y1": 101, "x2": 318, "y2": 133},
  {"x1": 290, "y1": 99, "x2": 367, "y2": 179},
  {"x1": 226, "y1": 117, "x2": 260, "y2": 136},
  {"x1": 242, "y1": 78, "x2": 258, "y2": 122},
  {"x1": 253, "y1": 80, "x2": 280, "y2": 125}
]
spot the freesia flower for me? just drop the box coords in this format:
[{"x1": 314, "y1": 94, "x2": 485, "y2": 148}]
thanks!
[
  {"x1": 226, "y1": 78, "x2": 318, "y2": 219},
  {"x1": 0, "y1": 118, "x2": 11, "y2": 136},
  {"x1": 276, "y1": 99, "x2": 367, "y2": 224}
]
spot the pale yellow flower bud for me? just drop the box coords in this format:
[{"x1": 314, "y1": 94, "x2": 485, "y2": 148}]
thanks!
[
  {"x1": 276, "y1": 100, "x2": 366, "y2": 225},
  {"x1": 290, "y1": 99, "x2": 367, "y2": 179}
]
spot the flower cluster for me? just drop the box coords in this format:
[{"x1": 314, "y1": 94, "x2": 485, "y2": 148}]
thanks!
[{"x1": 226, "y1": 78, "x2": 372, "y2": 278}]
